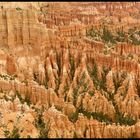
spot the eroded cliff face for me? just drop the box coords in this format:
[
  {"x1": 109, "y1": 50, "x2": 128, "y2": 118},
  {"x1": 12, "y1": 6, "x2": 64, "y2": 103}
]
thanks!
[
  {"x1": 0, "y1": 2, "x2": 140, "y2": 138},
  {"x1": 0, "y1": 8, "x2": 47, "y2": 49}
]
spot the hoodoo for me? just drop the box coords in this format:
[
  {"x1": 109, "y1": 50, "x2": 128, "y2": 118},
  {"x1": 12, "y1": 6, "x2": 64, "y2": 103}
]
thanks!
[{"x1": 0, "y1": 2, "x2": 140, "y2": 138}]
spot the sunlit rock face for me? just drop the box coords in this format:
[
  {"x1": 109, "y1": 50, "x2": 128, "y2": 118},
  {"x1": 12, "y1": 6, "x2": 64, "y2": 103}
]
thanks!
[{"x1": 0, "y1": 2, "x2": 140, "y2": 138}]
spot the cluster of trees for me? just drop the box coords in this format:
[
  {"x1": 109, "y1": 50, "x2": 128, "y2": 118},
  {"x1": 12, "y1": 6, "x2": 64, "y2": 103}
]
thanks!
[{"x1": 87, "y1": 26, "x2": 140, "y2": 46}]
